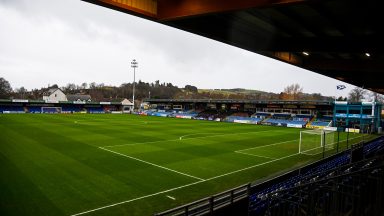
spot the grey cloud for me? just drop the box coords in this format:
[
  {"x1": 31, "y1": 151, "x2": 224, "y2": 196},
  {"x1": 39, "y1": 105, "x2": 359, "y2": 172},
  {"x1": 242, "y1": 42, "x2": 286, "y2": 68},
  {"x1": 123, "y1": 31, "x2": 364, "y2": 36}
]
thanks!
[{"x1": 0, "y1": 0, "x2": 357, "y2": 97}]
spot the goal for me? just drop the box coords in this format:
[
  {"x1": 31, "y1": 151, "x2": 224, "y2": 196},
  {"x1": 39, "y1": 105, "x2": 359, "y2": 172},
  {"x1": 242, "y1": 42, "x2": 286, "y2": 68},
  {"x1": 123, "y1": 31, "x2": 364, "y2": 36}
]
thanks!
[
  {"x1": 299, "y1": 130, "x2": 335, "y2": 155},
  {"x1": 41, "y1": 107, "x2": 62, "y2": 113}
]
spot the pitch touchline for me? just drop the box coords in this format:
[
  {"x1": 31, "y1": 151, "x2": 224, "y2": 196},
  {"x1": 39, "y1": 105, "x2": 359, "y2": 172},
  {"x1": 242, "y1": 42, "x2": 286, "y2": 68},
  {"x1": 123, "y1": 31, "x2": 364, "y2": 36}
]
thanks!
[
  {"x1": 99, "y1": 147, "x2": 204, "y2": 181},
  {"x1": 103, "y1": 128, "x2": 290, "y2": 148},
  {"x1": 70, "y1": 152, "x2": 299, "y2": 216}
]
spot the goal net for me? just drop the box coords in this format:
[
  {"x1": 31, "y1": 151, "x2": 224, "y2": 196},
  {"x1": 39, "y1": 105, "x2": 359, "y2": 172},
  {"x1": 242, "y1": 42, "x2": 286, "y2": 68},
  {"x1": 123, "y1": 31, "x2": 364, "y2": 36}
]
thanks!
[
  {"x1": 299, "y1": 130, "x2": 335, "y2": 155},
  {"x1": 41, "y1": 107, "x2": 62, "y2": 113}
]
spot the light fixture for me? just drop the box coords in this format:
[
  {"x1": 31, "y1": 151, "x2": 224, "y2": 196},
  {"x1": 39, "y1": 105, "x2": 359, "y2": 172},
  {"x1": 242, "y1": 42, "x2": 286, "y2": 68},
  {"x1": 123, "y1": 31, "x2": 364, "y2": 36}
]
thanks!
[
  {"x1": 302, "y1": 52, "x2": 309, "y2": 56},
  {"x1": 131, "y1": 59, "x2": 138, "y2": 112},
  {"x1": 365, "y1": 53, "x2": 370, "y2": 57}
]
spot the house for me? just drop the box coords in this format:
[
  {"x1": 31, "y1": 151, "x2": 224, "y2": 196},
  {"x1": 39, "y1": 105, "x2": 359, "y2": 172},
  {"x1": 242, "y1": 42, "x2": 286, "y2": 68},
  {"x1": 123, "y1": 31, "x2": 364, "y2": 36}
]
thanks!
[
  {"x1": 66, "y1": 94, "x2": 92, "y2": 102},
  {"x1": 121, "y1": 98, "x2": 133, "y2": 112},
  {"x1": 43, "y1": 88, "x2": 67, "y2": 102}
]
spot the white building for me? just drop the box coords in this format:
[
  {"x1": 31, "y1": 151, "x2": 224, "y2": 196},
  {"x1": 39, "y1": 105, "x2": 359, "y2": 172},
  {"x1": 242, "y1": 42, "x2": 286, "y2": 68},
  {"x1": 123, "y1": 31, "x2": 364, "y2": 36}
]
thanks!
[
  {"x1": 43, "y1": 88, "x2": 67, "y2": 102},
  {"x1": 121, "y1": 98, "x2": 134, "y2": 112}
]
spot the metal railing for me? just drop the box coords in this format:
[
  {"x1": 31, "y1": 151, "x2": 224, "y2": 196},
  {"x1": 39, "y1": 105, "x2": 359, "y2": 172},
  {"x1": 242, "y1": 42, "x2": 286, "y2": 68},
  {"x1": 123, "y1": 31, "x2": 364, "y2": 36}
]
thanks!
[{"x1": 154, "y1": 184, "x2": 250, "y2": 216}]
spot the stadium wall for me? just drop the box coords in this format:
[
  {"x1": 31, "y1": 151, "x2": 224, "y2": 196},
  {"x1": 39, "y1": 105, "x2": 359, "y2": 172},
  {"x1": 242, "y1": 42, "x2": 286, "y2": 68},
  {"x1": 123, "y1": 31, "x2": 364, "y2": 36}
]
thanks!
[{"x1": 0, "y1": 99, "x2": 123, "y2": 114}]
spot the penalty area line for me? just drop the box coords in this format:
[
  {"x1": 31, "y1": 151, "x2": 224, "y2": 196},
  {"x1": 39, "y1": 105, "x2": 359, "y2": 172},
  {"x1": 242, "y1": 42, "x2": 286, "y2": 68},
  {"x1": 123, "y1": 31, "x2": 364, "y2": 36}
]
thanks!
[
  {"x1": 70, "y1": 180, "x2": 204, "y2": 216},
  {"x1": 237, "y1": 139, "x2": 299, "y2": 152},
  {"x1": 103, "y1": 128, "x2": 290, "y2": 148},
  {"x1": 179, "y1": 132, "x2": 224, "y2": 140},
  {"x1": 99, "y1": 147, "x2": 204, "y2": 181},
  {"x1": 235, "y1": 151, "x2": 276, "y2": 160},
  {"x1": 70, "y1": 152, "x2": 300, "y2": 216}
]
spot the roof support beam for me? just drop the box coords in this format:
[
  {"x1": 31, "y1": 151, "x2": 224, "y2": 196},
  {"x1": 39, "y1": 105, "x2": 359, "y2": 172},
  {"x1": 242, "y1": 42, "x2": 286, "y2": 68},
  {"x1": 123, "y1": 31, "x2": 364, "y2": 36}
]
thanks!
[
  {"x1": 82, "y1": 0, "x2": 157, "y2": 19},
  {"x1": 255, "y1": 36, "x2": 382, "y2": 53},
  {"x1": 157, "y1": 0, "x2": 313, "y2": 21},
  {"x1": 303, "y1": 59, "x2": 384, "y2": 73}
]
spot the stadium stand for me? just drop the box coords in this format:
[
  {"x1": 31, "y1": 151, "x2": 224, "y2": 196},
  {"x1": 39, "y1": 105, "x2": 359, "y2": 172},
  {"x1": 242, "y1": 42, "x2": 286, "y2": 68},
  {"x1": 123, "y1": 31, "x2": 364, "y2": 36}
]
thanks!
[
  {"x1": 26, "y1": 106, "x2": 43, "y2": 113},
  {"x1": 62, "y1": 105, "x2": 83, "y2": 113},
  {"x1": 173, "y1": 112, "x2": 199, "y2": 119},
  {"x1": 310, "y1": 116, "x2": 333, "y2": 127},
  {"x1": 139, "y1": 108, "x2": 327, "y2": 128},
  {"x1": 310, "y1": 120, "x2": 331, "y2": 127},
  {"x1": 148, "y1": 111, "x2": 173, "y2": 117},
  {"x1": 248, "y1": 137, "x2": 384, "y2": 216},
  {"x1": 261, "y1": 113, "x2": 312, "y2": 128},
  {"x1": 253, "y1": 112, "x2": 271, "y2": 116},
  {"x1": 0, "y1": 105, "x2": 25, "y2": 113},
  {"x1": 156, "y1": 137, "x2": 384, "y2": 216},
  {"x1": 231, "y1": 111, "x2": 253, "y2": 117},
  {"x1": 224, "y1": 116, "x2": 262, "y2": 124},
  {"x1": 86, "y1": 107, "x2": 105, "y2": 113},
  {"x1": 262, "y1": 113, "x2": 291, "y2": 126},
  {"x1": 194, "y1": 110, "x2": 226, "y2": 121}
]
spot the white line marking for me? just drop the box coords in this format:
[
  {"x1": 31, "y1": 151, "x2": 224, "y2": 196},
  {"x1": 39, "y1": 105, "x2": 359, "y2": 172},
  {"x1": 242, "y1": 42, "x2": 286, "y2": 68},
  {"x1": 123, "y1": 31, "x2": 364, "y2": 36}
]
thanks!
[
  {"x1": 103, "y1": 129, "x2": 290, "y2": 148},
  {"x1": 70, "y1": 152, "x2": 299, "y2": 216},
  {"x1": 99, "y1": 147, "x2": 204, "y2": 181},
  {"x1": 103, "y1": 139, "x2": 176, "y2": 148},
  {"x1": 237, "y1": 139, "x2": 298, "y2": 152},
  {"x1": 299, "y1": 135, "x2": 365, "y2": 155},
  {"x1": 205, "y1": 152, "x2": 299, "y2": 181},
  {"x1": 70, "y1": 180, "x2": 204, "y2": 216},
  {"x1": 179, "y1": 133, "x2": 223, "y2": 140},
  {"x1": 166, "y1": 195, "x2": 176, "y2": 200},
  {"x1": 235, "y1": 151, "x2": 276, "y2": 160}
]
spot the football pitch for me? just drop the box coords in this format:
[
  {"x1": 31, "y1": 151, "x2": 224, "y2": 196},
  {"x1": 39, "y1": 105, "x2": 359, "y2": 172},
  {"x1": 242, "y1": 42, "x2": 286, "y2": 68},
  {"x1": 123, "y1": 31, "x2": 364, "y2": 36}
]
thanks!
[{"x1": 0, "y1": 114, "x2": 376, "y2": 216}]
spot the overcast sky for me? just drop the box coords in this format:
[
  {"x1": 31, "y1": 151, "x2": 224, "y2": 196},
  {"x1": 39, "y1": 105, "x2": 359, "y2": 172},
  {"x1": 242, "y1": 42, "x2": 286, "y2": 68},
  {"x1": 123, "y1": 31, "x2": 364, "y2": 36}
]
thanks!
[{"x1": 0, "y1": 0, "x2": 360, "y2": 97}]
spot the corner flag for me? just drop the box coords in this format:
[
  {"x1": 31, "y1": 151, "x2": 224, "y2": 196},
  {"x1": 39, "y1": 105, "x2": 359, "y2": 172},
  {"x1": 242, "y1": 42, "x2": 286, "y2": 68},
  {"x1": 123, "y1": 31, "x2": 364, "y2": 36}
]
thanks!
[{"x1": 336, "y1": 85, "x2": 346, "y2": 90}]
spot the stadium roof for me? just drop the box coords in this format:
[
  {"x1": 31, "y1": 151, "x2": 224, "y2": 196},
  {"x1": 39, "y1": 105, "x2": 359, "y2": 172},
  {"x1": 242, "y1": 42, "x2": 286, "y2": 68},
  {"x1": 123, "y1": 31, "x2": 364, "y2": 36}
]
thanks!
[
  {"x1": 82, "y1": 0, "x2": 383, "y2": 94},
  {"x1": 144, "y1": 98, "x2": 333, "y2": 106}
]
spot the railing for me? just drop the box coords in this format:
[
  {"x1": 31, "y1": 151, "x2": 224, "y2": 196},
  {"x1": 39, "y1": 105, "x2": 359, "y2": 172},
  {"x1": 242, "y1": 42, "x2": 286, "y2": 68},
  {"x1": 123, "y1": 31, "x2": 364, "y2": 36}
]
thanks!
[
  {"x1": 156, "y1": 137, "x2": 383, "y2": 216},
  {"x1": 154, "y1": 184, "x2": 250, "y2": 216}
]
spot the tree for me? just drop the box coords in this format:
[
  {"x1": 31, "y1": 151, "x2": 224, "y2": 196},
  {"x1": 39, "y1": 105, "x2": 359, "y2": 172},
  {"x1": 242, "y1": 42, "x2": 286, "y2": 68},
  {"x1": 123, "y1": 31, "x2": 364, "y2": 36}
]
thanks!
[
  {"x1": 185, "y1": 85, "x2": 198, "y2": 93},
  {"x1": 310, "y1": 93, "x2": 323, "y2": 101},
  {"x1": 282, "y1": 83, "x2": 303, "y2": 100},
  {"x1": 15, "y1": 87, "x2": 27, "y2": 99},
  {"x1": 348, "y1": 87, "x2": 366, "y2": 102},
  {"x1": 0, "y1": 77, "x2": 12, "y2": 99},
  {"x1": 64, "y1": 83, "x2": 76, "y2": 93},
  {"x1": 80, "y1": 82, "x2": 88, "y2": 90},
  {"x1": 89, "y1": 82, "x2": 97, "y2": 89},
  {"x1": 370, "y1": 92, "x2": 384, "y2": 103},
  {"x1": 337, "y1": 96, "x2": 347, "y2": 101}
]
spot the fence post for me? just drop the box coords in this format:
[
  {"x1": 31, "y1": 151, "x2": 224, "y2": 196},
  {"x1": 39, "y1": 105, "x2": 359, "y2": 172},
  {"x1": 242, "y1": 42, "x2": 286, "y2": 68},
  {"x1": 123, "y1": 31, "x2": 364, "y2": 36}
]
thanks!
[
  {"x1": 346, "y1": 128, "x2": 349, "y2": 149},
  {"x1": 337, "y1": 130, "x2": 340, "y2": 153},
  {"x1": 323, "y1": 131, "x2": 326, "y2": 158},
  {"x1": 209, "y1": 196, "x2": 214, "y2": 214}
]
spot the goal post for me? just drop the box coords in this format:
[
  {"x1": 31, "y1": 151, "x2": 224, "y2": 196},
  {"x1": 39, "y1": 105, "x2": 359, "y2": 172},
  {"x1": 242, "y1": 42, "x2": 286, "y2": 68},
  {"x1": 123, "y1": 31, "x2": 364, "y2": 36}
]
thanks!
[
  {"x1": 299, "y1": 130, "x2": 335, "y2": 155},
  {"x1": 41, "y1": 106, "x2": 62, "y2": 113}
]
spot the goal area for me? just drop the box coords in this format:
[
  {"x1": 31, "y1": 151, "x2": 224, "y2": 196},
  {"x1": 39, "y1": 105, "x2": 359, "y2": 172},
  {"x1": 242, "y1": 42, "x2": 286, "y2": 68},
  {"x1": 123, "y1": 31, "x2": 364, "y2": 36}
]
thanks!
[
  {"x1": 299, "y1": 130, "x2": 336, "y2": 155},
  {"x1": 41, "y1": 107, "x2": 62, "y2": 113}
]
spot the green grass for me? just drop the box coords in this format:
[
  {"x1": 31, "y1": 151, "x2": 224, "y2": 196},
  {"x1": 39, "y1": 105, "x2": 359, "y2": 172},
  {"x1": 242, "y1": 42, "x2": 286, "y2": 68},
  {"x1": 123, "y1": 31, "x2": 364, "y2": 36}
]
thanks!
[{"x1": 0, "y1": 114, "x2": 377, "y2": 216}]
